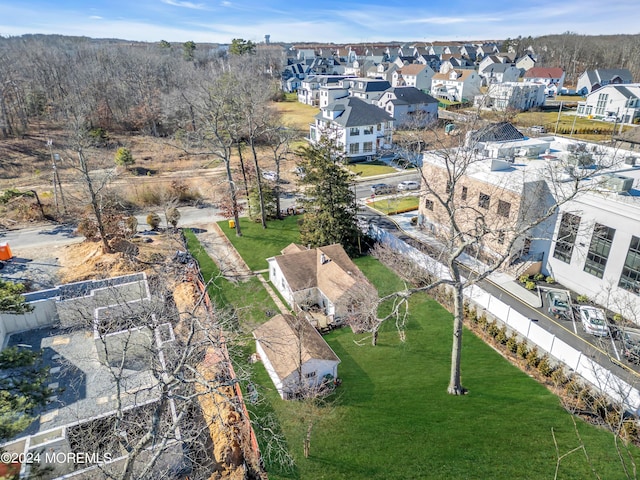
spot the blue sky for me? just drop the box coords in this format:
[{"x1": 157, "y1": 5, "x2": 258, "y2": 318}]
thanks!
[{"x1": 0, "y1": 0, "x2": 638, "y2": 44}]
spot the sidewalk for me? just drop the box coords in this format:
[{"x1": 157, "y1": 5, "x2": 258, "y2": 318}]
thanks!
[
  {"x1": 388, "y1": 211, "x2": 543, "y2": 308},
  {"x1": 191, "y1": 222, "x2": 290, "y2": 316}
]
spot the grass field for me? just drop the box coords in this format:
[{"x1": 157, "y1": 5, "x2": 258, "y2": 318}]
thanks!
[
  {"x1": 183, "y1": 228, "x2": 279, "y2": 324},
  {"x1": 514, "y1": 110, "x2": 630, "y2": 142},
  {"x1": 369, "y1": 195, "x2": 419, "y2": 214},
  {"x1": 346, "y1": 162, "x2": 399, "y2": 177},
  {"x1": 249, "y1": 256, "x2": 640, "y2": 479},
  {"x1": 273, "y1": 95, "x2": 319, "y2": 135},
  {"x1": 217, "y1": 215, "x2": 301, "y2": 271}
]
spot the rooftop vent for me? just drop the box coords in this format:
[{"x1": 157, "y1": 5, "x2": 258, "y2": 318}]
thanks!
[{"x1": 601, "y1": 173, "x2": 634, "y2": 193}]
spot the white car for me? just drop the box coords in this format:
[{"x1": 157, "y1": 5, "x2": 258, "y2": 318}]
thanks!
[
  {"x1": 579, "y1": 306, "x2": 609, "y2": 337},
  {"x1": 261, "y1": 170, "x2": 277, "y2": 181},
  {"x1": 397, "y1": 180, "x2": 419, "y2": 191}
]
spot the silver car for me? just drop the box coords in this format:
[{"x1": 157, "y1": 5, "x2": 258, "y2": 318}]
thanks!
[{"x1": 397, "y1": 180, "x2": 419, "y2": 191}]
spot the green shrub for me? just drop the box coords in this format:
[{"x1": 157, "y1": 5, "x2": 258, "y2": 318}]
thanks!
[
  {"x1": 525, "y1": 281, "x2": 536, "y2": 290},
  {"x1": 533, "y1": 273, "x2": 545, "y2": 282},
  {"x1": 545, "y1": 276, "x2": 555, "y2": 284},
  {"x1": 487, "y1": 321, "x2": 500, "y2": 338},
  {"x1": 114, "y1": 147, "x2": 135, "y2": 168},
  {"x1": 577, "y1": 294, "x2": 589, "y2": 303},
  {"x1": 467, "y1": 307, "x2": 478, "y2": 324},
  {"x1": 516, "y1": 340, "x2": 528, "y2": 359},
  {"x1": 526, "y1": 346, "x2": 540, "y2": 368},
  {"x1": 537, "y1": 355, "x2": 553, "y2": 377},
  {"x1": 551, "y1": 367, "x2": 568, "y2": 387},
  {"x1": 495, "y1": 326, "x2": 508, "y2": 345},
  {"x1": 613, "y1": 313, "x2": 623, "y2": 323},
  {"x1": 518, "y1": 275, "x2": 530, "y2": 284},
  {"x1": 477, "y1": 313, "x2": 488, "y2": 330},
  {"x1": 506, "y1": 334, "x2": 518, "y2": 353},
  {"x1": 146, "y1": 212, "x2": 161, "y2": 230}
]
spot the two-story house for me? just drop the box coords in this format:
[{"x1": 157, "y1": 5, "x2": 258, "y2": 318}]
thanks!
[
  {"x1": 348, "y1": 78, "x2": 392, "y2": 104},
  {"x1": 576, "y1": 69, "x2": 634, "y2": 95},
  {"x1": 431, "y1": 69, "x2": 482, "y2": 102},
  {"x1": 576, "y1": 83, "x2": 640, "y2": 124},
  {"x1": 475, "y1": 82, "x2": 546, "y2": 111},
  {"x1": 377, "y1": 87, "x2": 438, "y2": 127},
  {"x1": 391, "y1": 63, "x2": 435, "y2": 91},
  {"x1": 523, "y1": 67, "x2": 565, "y2": 96},
  {"x1": 310, "y1": 97, "x2": 394, "y2": 160}
]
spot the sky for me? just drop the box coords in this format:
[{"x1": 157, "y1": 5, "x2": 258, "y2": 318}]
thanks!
[{"x1": 0, "y1": 0, "x2": 638, "y2": 44}]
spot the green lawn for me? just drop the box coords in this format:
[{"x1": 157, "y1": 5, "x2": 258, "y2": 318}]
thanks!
[
  {"x1": 251, "y1": 257, "x2": 639, "y2": 479},
  {"x1": 369, "y1": 195, "x2": 419, "y2": 214},
  {"x1": 183, "y1": 228, "x2": 279, "y2": 325},
  {"x1": 346, "y1": 162, "x2": 398, "y2": 177},
  {"x1": 218, "y1": 216, "x2": 301, "y2": 271}
]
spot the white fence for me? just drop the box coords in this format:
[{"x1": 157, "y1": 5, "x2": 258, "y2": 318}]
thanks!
[{"x1": 371, "y1": 224, "x2": 640, "y2": 413}]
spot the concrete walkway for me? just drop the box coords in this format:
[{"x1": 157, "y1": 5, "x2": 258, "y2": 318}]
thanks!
[{"x1": 191, "y1": 222, "x2": 291, "y2": 315}]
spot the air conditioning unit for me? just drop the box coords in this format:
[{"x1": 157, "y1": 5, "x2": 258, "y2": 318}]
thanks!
[
  {"x1": 624, "y1": 156, "x2": 637, "y2": 166},
  {"x1": 602, "y1": 174, "x2": 634, "y2": 193}
]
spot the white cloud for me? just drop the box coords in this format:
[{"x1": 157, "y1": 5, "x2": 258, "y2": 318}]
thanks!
[
  {"x1": 160, "y1": 0, "x2": 207, "y2": 10},
  {"x1": 89, "y1": 16, "x2": 103, "y2": 20}
]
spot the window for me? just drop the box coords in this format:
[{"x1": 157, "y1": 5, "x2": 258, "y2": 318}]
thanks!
[
  {"x1": 595, "y1": 93, "x2": 608, "y2": 116},
  {"x1": 461, "y1": 186, "x2": 468, "y2": 200},
  {"x1": 619, "y1": 236, "x2": 640, "y2": 293},
  {"x1": 349, "y1": 143, "x2": 359, "y2": 154},
  {"x1": 497, "y1": 200, "x2": 511, "y2": 218},
  {"x1": 424, "y1": 199, "x2": 434, "y2": 210},
  {"x1": 363, "y1": 141, "x2": 373, "y2": 153},
  {"x1": 553, "y1": 213, "x2": 581, "y2": 263},
  {"x1": 584, "y1": 224, "x2": 615, "y2": 278},
  {"x1": 497, "y1": 231, "x2": 505, "y2": 245},
  {"x1": 350, "y1": 127, "x2": 360, "y2": 136},
  {"x1": 377, "y1": 123, "x2": 382, "y2": 131},
  {"x1": 478, "y1": 193, "x2": 490, "y2": 209},
  {"x1": 305, "y1": 371, "x2": 317, "y2": 378},
  {"x1": 363, "y1": 126, "x2": 373, "y2": 135}
]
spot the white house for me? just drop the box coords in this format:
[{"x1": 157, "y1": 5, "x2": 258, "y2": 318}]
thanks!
[
  {"x1": 576, "y1": 69, "x2": 634, "y2": 95},
  {"x1": 576, "y1": 84, "x2": 640, "y2": 124},
  {"x1": 310, "y1": 96, "x2": 394, "y2": 159},
  {"x1": 348, "y1": 77, "x2": 392, "y2": 104},
  {"x1": 268, "y1": 243, "x2": 378, "y2": 325},
  {"x1": 546, "y1": 164, "x2": 640, "y2": 321},
  {"x1": 475, "y1": 82, "x2": 546, "y2": 111},
  {"x1": 523, "y1": 67, "x2": 565, "y2": 96},
  {"x1": 479, "y1": 63, "x2": 521, "y2": 86},
  {"x1": 377, "y1": 87, "x2": 438, "y2": 127},
  {"x1": 431, "y1": 69, "x2": 482, "y2": 102},
  {"x1": 297, "y1": 75, "x2": 350, "y2": 106},
  {"x1": 515, "y1": 54, "x2": 536, "y2": 72},
  {"x1": 253, "y1": 313, "x2": 340, "y2": 399},
  {"x1": 318, "y1": 82, "x2": 350, "y2": 108},
  {"x1": 392, "y1": 63, "x2": 435, "y2": 90}
]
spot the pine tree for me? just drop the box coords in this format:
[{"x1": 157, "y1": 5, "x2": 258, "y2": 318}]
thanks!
[{"x1": 296, "y1": 140, "x2": 361, "y2": 256}]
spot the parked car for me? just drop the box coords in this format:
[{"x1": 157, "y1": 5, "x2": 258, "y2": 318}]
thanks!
[
  {"x1": 546, "y1": 290, "x2": 571, "y2": 319},
  {"x1": 622, "y1": 328, "x2": 640, "y2": 363},
  {"x1": 530, "y1": 125, "x2": 546, "y2": 134},
  {"x1": 578, "y1": 306, "x2": 609, "y2": 337},
  {"x1": 370, "y1": 183, "x2": 394, "y2": 195},
  {"x1": 397, "y1": 180, "x2": 420, "y2": 191},
  {"x1": 261, "y1": 170, "x2": 277, "y2": 181}
]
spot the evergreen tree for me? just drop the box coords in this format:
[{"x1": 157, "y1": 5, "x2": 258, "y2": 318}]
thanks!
[
  {"x1": 0, "y1": 279, "x2": 33, "y2": 314},
  {"x1": 296, "y1": 140, "x2": 361, "y2": 256},
  {"x1": 229, "y1": 38, "x2": 256, "y2": 55}
]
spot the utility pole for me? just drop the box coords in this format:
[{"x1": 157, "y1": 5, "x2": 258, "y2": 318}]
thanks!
[{"x1": 554, "y1": 101, "x2": 563, "y2": 135}]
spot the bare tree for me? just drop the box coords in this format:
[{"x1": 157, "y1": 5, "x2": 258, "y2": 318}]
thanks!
[{"x1": 365, "y1": 121, "x2": 622, "y2": 395}]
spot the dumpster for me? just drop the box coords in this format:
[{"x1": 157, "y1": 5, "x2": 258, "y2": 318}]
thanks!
[
  {"x1": 228, "y1": 219, "x2": 236, "y2": 228},
  {"x1": 0, "y1": 242, "x2": 12, "y2": 261}
]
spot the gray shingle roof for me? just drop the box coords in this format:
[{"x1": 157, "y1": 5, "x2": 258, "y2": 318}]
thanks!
[
  {"x1": 385, "y1": 87, "x2": 438, "y2": 105},
  {"x1": 317, "y1": 97, "x2": 394, "y2": 127},
  {"x1": 470, "y1": 122, "x2": 525, "y2": 143}
]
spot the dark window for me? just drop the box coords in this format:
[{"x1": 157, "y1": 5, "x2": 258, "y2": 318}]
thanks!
[
  {"x1": 584, "y1": 224, "x2": 615, "y2": 278},
  {"x1": 363, "y1": 126, "x2": 373, "y2": 135},
  {"x1": 461, "y1": 186, "x2": 468, "y2": 200},
  {"x1": 478, "y1": 193, "x2": 490, "y2": 209},
  {"x1": 619, "y1": 236, "x2": 640, "y2": 294},
  {"x1": 553, "y1": 213, "x2": 581, "y2": 264},
  {"x1": 497, "y1": 200, "x2": 511, "y2": 218},
  {"x1": 497, "y1": 231, "x2": 505, "y2": 245},
  {"x1": 425, "y1": 199, "x2": 434, "y2": 210},
  {"x1": 350, "y1": 127, "x2": 360, "y2": 136}
]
